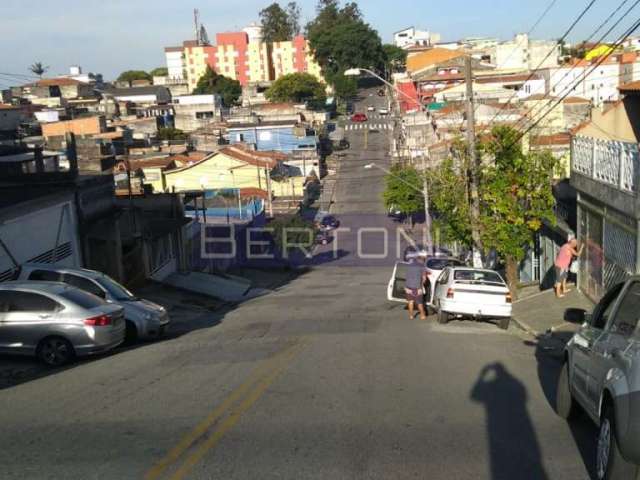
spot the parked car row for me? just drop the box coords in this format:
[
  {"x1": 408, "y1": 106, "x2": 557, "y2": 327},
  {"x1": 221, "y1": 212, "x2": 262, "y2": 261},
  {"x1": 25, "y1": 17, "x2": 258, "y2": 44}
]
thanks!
[{"x1": 0, "y1": 264, "x2": 170, "y2": 366}]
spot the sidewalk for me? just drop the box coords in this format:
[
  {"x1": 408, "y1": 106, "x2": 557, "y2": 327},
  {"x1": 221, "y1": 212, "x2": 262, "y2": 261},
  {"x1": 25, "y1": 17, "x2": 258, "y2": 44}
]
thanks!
[{"x1": 512, "y1": 287, "x2": 594, "y2": 352}]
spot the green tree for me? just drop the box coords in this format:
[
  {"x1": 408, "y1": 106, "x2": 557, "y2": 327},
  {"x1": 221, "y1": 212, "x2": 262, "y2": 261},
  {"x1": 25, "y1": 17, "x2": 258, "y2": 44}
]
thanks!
[
  {"x1": 306, "y1": 0, "x2": 386, "y2": 99},
  {"x1": 382, "y1": 165, "x2": 423, "y2": 222},
  {"x1": 479, "y1": 126, "x2": 557, "y2": 294},
  {"x1": 426, "y1": 128, "x2": 557, "y2": 295},
  {"x1": 150, "y1": 67, "x2": 168, "y2": 77},
  {"x1": 382, "y1": 44, "x2": 407, "y2": 74},
  {"x1": 260, "y1": 2, "x2": 299, "y2": 42},
  {"x1": 117, "y1": 70, "x2": 151, "y2": 83},
  {"x1": 266, "y1": 73, "x2": 326, "y2": 106},
  {"x1": 269, "y1": 215, "x2": 317, "y2": 255},
  {"x1": 29, "y1": 61, "x2": 48, "y2": 78},
  {"x1": 157, "y1": 127, "x2": 186, "y2": 141},
  {"x1": 426, "y1": 147, "x2": 472, "y2": 246},
  {"x1": 193, "y1": 67, "x2": 242, "y2": 107},
  {"x1": 286, "y1": 1, "x2": 301, "y2": 36}
]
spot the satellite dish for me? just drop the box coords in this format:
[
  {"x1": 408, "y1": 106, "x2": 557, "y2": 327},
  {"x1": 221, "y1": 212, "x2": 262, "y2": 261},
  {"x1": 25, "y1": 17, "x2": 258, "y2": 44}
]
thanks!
[{"x1": 200, "y1": 25, "x2": 210, "y2": 46}]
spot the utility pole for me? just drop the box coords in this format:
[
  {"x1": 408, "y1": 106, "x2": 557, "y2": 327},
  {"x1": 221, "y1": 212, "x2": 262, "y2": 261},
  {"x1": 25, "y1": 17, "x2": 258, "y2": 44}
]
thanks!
[
  {"x1": 265, "y1": 166, "x2": 274, "y2": 217},
  {"x1": 420, "y1": 153, "x2": 432, "y2": 251},
  {"x1": 465, "y1": 55, "x2": 484, "y2": 268}
]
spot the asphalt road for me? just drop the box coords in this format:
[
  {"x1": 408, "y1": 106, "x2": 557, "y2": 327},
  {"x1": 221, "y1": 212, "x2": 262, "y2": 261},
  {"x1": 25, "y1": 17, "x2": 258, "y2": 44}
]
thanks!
[{"x1": 0, "y1": 87, "x2": 599, "y2": 480}]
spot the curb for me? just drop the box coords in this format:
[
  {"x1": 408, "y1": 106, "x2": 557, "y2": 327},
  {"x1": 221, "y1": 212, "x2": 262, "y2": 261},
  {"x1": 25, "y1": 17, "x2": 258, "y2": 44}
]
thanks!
[{"x1": 510, "y1": 315, "x2": 541, "y2": 337}]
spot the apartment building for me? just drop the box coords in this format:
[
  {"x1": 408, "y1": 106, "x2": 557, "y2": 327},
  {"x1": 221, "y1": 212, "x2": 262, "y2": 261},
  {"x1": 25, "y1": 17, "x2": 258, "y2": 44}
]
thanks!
[{"x1": 169, "y1": 28, "x2": 323, "y2": 90}]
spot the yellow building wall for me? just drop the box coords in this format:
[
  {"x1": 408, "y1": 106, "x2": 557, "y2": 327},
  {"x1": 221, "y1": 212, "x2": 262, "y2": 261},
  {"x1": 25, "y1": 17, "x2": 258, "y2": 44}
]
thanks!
[
  {"x1": 214, "y1": 44, "x2": 239, "y2": 81},
  {"x1": 185, "y1": 46, "x2": 210, "y2": 92},
  {"x1": 272, "y1": 41, "x2": 297, "y2": 78},
  {"x1": 271, "y1": 176, "x2": 306, "y2": 198},
  {"x1": 163, "y1": 153, "x2": 267, "y2": 192},
  {"x1": 141, "y1": 167, "x2": 165, "y2": 192},
  {"x1": 523, "y1": 99, "x2": 565, "y2": 132},
  {"x1": 247, "y1": 42, "x2": 271, "y2": 82}
]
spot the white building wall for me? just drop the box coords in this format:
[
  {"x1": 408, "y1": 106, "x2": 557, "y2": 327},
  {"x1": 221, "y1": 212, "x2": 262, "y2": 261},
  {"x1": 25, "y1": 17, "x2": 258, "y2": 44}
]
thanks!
[
  {"x1": 0, "y1": 199, "x2": 82, "y2": 281},
  {"x1": 549, "y1": 63, "x2": 620, "y2": 105},
  {"x1": 165, "y1": 50, "x2": 185, "y2": 81}
]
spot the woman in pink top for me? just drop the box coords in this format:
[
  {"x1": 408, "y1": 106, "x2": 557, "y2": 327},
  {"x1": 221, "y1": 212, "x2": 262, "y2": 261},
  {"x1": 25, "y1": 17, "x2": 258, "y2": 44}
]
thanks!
[{"x1": 554, "y1": 238, "x2": 583, "y2": 298}]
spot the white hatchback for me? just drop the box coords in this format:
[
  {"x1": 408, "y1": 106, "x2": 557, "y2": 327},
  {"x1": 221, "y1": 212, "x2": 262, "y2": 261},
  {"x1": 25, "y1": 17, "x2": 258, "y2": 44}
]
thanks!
[{"x1": 432, "y1": 267, "x2": 512, "y2": 329}]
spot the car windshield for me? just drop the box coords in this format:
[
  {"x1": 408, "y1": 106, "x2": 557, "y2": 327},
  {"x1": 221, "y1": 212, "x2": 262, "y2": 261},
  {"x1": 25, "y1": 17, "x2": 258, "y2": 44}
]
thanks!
[
  {"x1": 453, "y1": 270, "x2": 504, "y2": 285},
  {"x1": 96, "y1": 275, "x2": 136, "y2": 301},
  {"x1": 60, "y1": 288, "x2": 107, "y2": 309},
  {"x1": 427, "y1": 258, "x2": 462, "y2": 270}
]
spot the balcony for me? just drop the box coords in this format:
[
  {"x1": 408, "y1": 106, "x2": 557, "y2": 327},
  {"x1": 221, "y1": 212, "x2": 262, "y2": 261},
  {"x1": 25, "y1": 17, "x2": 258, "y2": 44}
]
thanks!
[{"x1": 571, "y1": 135, "x2": 640, "y2": 217}]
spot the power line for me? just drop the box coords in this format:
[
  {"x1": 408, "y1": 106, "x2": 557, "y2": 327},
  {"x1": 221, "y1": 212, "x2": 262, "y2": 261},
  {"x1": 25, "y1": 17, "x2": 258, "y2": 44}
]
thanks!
[
  {"x1": 512, "y1": 0, "x2": 640, "y2": 132},
  {"x1": 510, "y1": 16, "x2": 640, "y2": 148},
  {"x1": 481, "y1": 0, "x2": 599, "y2": 133}
]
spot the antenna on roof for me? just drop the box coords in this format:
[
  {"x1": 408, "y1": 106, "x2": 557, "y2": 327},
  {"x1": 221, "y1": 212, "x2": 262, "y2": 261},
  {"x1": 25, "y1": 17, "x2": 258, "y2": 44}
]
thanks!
[{"x1": 194, "y1": 8, "x2": 200, "y2": 45}]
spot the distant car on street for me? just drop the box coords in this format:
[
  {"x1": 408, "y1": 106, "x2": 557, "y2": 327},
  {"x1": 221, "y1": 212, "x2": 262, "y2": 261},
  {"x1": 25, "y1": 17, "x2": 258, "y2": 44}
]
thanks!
[
  {"x1": 367, "y1": 106, "x2": 376, "y2": 112},
  {"x1": 0, "y1": 281, "x2": 125, "y2": 365},
  {"x1": 557, "y1": 277, "x2": 640, "y2": 480},
  {"x1": 431, "y1": 267, "x2": 512, "y2": 329},
  {"x1": 315, "y1": 230, "x2": 331, "y2": 245},
  {"x1": 18, "y1": 264, "x2": 170, "y2": 341},
  {"x1": 379, "y1": 108, "x2": 389, "y2": 115},
  {"x1": 351, "y1": 113, "x2": 367, "y2": 122},
  {"x1": 377, "y1": 89, "x2": 385, "y2": 96}
]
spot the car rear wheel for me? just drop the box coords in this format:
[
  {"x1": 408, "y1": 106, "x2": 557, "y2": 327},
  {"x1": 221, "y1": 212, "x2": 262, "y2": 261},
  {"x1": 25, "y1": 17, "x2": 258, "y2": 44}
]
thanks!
[
  {"x1": 498, "y1": 317, "x2": 511, "y2": 330},
  {"x1": 597, "y1": 405, "x2": 638, "y2": 480},
  {"x1": 37, "y1": 337, "x2": 75, "y2": 366},
  {"x1": 437, "y1": 308, "x2": 449, "y2": 324},
  {"x1": 556, "y1": 361, "x2": 578, "y2": 420}
]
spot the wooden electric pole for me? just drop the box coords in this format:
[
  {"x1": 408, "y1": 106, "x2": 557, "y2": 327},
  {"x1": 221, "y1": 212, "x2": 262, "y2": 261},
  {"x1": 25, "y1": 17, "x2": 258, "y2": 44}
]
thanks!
[{"x1": 465, "y1": 55, "x2": 484, "y2": 267}]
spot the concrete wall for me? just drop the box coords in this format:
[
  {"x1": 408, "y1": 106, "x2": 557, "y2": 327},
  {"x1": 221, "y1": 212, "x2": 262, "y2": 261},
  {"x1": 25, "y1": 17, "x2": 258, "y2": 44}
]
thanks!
[
  {"x1": 0, "y1": 195, "x2": 82, "y2": 281},
  {"x1": 0, "y1": 107, "x2": 22, "y2": 131},
  {"x1": 42, "y1": 116, "x2": 105, "y2": 138}
]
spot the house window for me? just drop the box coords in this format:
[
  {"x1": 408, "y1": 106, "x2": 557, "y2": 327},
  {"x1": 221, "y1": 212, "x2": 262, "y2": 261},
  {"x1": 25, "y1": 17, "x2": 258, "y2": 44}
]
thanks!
[{"x1": 196, "y1": 111, "x2": 214, "y2": 119}]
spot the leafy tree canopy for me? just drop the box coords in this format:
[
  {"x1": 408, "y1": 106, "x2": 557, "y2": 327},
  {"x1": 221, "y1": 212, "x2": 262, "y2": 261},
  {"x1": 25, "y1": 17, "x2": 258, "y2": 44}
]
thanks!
[
  {"x1": 382, "y1": 44, "x2": 407, "y2": 73},
  {"x1": 150, "y1": 67, "x2": 168, "y2": 77},
  {"x1": 382, "y1": 165, "x2": 423, "y2": 218},
  {"x1": 265, "y1": 72, "x2": 326, "y2": 106},
  {"x1": 425, "y1": 127, "x2": 558, "y2": 293},
  {"x1": 306, "y1": 1, "x2": 385, "y2": 99},
  {"x1": 260, "y1": 2, "x2": 301, "y2": 43},
  {"x1": 157, "y1": 127, "x2": 185, "y2": 141},
  {"x1": 29, "y1": 61, "x2": 49, "y2": 78},
  {"x1": 117, "y1": 70, "x2": 152, "y2": 83},
  {"x1": 193, "y1": 67, "x2": 242, "y2": 107}
]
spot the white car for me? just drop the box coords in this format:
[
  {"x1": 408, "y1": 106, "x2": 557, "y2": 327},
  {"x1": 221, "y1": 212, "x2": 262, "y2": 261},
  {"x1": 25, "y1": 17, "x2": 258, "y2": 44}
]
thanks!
[
  {"x1": 432, "y1": 267, "x2": 512, "y2": 329},
  {"x1": 387, "y1": 256, "x2": 465, "y2": 308},
  {"x1": 367, "y1": 106, "x2": 375, "y2": 112},
  {"x1": 379, "y1": 108, "x2": 389, "y2": 115}
]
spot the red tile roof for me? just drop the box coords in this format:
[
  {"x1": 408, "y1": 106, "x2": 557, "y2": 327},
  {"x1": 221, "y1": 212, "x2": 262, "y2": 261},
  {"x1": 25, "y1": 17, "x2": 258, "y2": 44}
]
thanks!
[
  {"x1": 239, "y1": 188, "x2": 269, "y2": 199},
  {"x1": 619, "y1": 80, "x2": 640, "y2": 92},
  {"x1": 0, "y1": 103, "x2": 20, "y2": 110},
  {"x1": 34, "y1": 77, "x2": 85, "y2": 87},
  {"x1": 563, "y1": 96, "x2": 591, "y2": 104},
  {"x1": 531, "y1": 133, "x2": 571, "y2": 146},
  {"x1": 220, "y1": 144, "x2": 285, "y2": 168},
  {"x1": 164, "y1": 46, "x2": 184, "y2": 52}
]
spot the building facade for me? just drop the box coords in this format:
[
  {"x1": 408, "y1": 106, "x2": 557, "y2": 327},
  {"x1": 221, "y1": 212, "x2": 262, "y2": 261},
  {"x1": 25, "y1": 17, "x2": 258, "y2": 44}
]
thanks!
[
  {"x1": 570, "y1": 85, "x2": 640, "y2": 301},
  {"x1": 170, "y1": 31, "x2": 323, "y2": 90}
]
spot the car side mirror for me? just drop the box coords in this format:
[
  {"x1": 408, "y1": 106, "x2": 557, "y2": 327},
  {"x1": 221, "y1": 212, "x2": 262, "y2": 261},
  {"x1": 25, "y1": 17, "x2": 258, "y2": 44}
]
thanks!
[{"x1": 564, "y1": 308, "x2": 587, "y2": 324}]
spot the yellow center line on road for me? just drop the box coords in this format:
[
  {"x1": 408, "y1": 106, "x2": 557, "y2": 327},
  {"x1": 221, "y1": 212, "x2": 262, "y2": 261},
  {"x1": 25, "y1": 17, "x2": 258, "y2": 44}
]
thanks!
[
  {"x1": 168, "y1": 339, "x2": 309, "y2": 480},
  {"x1": 144, "y1": 338, "x2": 309, "y2": 480}
]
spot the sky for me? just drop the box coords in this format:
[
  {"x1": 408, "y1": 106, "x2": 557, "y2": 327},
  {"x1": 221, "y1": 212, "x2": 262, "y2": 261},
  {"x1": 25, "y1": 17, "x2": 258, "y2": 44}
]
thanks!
[{"x1": 0, "y1": 0, "x2": 635, "y2": 84}]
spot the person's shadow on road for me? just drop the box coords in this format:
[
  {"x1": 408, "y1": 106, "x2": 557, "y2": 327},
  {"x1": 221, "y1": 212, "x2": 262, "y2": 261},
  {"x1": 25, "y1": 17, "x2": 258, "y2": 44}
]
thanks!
[{"x1": 471, "y1": 362, "x2": 549, "y2": 480}]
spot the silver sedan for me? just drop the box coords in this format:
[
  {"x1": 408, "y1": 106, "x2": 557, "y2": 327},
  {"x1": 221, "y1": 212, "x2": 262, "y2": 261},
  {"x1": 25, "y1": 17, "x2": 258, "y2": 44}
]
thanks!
[{"x1": 0, "y1": 281, "x2": 125, "y2": 366}]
